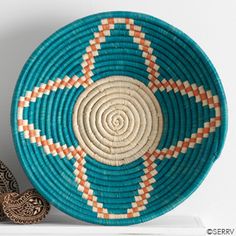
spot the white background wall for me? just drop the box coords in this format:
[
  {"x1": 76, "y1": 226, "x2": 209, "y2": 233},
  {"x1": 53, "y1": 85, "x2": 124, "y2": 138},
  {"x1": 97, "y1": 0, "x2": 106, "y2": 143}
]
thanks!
[{"x1": 0, "y1": 0, "x2": 235, "y2": 228}]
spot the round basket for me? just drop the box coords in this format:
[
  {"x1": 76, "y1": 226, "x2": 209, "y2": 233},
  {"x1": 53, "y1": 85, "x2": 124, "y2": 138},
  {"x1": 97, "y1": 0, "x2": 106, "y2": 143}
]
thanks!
[{"x1": 11, "y1": 12, "x2": 227, "y2": 225}]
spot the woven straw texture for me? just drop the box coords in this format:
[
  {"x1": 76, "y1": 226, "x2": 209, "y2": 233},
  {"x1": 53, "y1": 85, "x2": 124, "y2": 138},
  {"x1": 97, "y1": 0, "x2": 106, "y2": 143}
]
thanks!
[{"x1": 11, "y1": 12, "x2": 227, "y2": 225}]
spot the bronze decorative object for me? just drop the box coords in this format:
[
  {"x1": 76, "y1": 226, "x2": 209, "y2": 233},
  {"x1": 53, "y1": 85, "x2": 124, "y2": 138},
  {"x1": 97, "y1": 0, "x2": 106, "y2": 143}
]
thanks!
[
  {"x1": 0, "y1": 160, "x2": 19, "y2": 221},
  {"x1": 2, "y1": 189, "x2": 50, "y2": 224},
  {"x1": 0, "y1": 160, "x2": 50, "y2": 224}
]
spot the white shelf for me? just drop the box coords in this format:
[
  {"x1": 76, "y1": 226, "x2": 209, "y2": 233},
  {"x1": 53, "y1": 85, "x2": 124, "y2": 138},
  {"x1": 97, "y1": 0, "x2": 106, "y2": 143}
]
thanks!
[{"x1": 0, "y1": 213, "x2": 205, "y2": 236}]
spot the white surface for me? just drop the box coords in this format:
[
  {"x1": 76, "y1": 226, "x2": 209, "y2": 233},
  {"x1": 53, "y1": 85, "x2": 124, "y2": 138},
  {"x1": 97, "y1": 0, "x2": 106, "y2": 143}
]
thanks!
[
  {"x1": 0, "y1": 0, "x2": 235, "y2": 230},
  {"x1": 0, "y1": 213, "x2": 205, "y2": 236}
]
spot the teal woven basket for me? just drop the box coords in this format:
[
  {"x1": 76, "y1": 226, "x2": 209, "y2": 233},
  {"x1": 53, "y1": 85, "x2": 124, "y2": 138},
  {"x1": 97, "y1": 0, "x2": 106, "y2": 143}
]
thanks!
[{"x1": 11, "y1": 12, "x2": 227, "y2": 225}]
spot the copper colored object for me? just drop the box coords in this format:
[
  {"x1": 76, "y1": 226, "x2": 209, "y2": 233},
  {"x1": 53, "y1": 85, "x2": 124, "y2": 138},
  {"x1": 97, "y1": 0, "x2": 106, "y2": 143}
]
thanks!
[
  {"x1": 0, "y1": 160, "x2": 19, "y2": 221},
  {"x1": 0, "y1": 160, "x2": 50, "y2": 224},
  {"x1": 2, "y1": 188, "x2": 50, "y2": 224}
]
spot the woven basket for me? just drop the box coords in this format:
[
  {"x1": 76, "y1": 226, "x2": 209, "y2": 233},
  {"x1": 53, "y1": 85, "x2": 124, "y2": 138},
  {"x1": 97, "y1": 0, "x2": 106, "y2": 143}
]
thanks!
[{"x1": 11, "y1": 12, "x2": 227, "y2": 225}]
